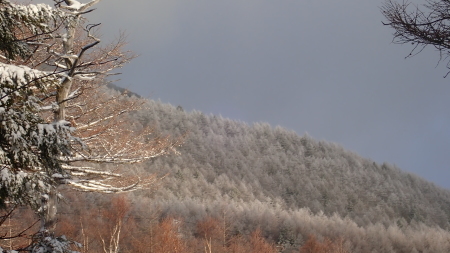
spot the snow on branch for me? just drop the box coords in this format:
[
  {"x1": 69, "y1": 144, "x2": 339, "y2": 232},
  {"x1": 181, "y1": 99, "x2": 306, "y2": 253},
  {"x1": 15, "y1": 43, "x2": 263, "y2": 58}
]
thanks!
[
  {"x1": 0, "y1": 0, "x2": 70, "y2": 60},
  {"x1": 61, "y1": 164, "x2": 121, "y2": 177},
  {"x1": 66, "y1": 174, "x2": 160, "y2": 193},
  {"x1": 0, "y1": 63, "x2": 58, "y2": 91},
  {"x1": 0, "y1": 0, "x2": 180, "y2": 230}
]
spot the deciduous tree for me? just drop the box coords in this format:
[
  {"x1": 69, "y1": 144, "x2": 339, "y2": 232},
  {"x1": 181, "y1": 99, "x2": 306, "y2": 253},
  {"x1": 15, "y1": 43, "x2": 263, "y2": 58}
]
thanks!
[
  {"x1": 0, "y1": 0, "x2": 179, "y2": 251},
  {"x1": 382, "y1": 0, "x2": 450, "y2": 75}
]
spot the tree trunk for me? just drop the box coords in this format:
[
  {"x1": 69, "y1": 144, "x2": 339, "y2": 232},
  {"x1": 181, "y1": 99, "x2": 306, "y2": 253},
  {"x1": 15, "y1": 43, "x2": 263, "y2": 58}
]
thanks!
[
  {"x1": 44, "y1": 3, "x2": 78, "y2": 234},
  {"x1": 40, "y1": 190, "x2": 57, "y2": 233}
]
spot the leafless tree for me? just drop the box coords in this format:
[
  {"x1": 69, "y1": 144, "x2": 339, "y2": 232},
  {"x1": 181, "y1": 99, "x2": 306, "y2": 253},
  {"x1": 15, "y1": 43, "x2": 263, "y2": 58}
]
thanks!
[
  {"x1": 0, "y1": 0, "x2": 181, "y2": 239},
  {"x1": 38, "y1": 0, "x2": 180, "y2": 234},
  {"x1": 382, "y1": 0, "x2": 450, "y2": 76}
]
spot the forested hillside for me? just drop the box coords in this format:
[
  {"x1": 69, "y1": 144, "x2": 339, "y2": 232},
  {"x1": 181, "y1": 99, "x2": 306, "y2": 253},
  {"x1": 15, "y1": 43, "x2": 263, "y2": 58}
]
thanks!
[
  {"x1": 8, "y1": 90, "x2": 450, "y2": 252},
  {"x1": 86, "y1": 95, "x2": 450, "y2": 252},
  {"x1": 135, "y1": 98, "x2": 450, "y2": 227}
]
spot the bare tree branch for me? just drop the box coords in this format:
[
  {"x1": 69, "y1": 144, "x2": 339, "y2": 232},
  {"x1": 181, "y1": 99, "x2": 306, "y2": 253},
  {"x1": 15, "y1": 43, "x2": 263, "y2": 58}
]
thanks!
[{"x1": 382, "y1": 0, "x2": 450, "y2": 76}]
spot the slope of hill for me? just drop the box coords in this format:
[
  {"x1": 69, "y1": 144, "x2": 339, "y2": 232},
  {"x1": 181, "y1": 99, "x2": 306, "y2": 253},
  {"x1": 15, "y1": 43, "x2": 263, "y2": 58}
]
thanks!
[
  {"x1": 117, "y1": 98, "x2": 450, "y2": 252},
  {"x1": 134, "y1": 99, "x2": 450, "y2": 225}
]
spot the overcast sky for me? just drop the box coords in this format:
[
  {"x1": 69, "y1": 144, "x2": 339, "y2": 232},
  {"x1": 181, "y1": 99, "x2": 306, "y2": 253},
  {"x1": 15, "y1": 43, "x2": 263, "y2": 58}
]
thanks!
[{"x1": 34, "y1": 0, "x2": 450, "y2": 189}]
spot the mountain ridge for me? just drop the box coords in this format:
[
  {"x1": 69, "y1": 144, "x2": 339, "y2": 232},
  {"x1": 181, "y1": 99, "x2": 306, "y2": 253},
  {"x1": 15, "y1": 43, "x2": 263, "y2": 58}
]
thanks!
[
  {"x1": 88, "y1": 86, "x2": 450, "y2": 252},
  {"x1": 128, "y1": 98, "x2": 450, "y2": 227}
]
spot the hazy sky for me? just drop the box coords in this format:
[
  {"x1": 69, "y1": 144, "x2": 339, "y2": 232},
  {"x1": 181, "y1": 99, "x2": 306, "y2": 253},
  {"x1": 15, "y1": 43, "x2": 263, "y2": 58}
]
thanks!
[{"x1": 33, "y1": 0, "x2": 450, "y2": 189}]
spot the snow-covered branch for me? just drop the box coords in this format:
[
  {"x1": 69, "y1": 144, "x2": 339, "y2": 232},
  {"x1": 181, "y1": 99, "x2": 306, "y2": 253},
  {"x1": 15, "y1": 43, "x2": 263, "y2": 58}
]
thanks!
[{"x1": 0, "y1": 0, "x2": 180, "y2": 244}]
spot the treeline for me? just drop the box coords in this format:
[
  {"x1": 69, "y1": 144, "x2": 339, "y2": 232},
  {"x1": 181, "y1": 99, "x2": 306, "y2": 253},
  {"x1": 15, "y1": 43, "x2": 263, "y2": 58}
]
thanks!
[{"x1": 3, "y1": 192, "x2": 450, "y2": 252}]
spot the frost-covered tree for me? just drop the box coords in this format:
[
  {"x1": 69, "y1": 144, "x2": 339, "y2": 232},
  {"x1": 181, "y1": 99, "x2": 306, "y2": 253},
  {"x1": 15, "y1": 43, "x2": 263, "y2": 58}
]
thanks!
[
  {"x1": 0, "y1": 0, "x2": 178, "y2": 250},
  {"x1": 0, "y1": 0, "x2": 75, "y2": 216}
]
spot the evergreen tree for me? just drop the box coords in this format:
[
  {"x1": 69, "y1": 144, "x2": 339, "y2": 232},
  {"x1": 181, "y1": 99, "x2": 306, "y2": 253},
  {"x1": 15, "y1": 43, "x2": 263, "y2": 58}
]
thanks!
[{"x1": 0, "y1": 0, "x2": 178, "y2": 251}]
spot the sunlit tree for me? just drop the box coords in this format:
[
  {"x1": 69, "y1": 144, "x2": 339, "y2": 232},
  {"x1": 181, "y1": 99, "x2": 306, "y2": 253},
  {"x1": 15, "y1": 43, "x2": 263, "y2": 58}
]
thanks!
[{"x1": 0, "y1": 0, "x2": 179, "y2": 251}]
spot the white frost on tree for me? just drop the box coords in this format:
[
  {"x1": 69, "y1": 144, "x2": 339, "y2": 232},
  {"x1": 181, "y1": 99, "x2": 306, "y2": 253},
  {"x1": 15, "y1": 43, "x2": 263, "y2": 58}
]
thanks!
[
  {"x1": 0, "y1": 0, "x2": 179, "y2": 251},
  {"x1": 0, "y1": 62, "x2": 69, "y2": 209}
]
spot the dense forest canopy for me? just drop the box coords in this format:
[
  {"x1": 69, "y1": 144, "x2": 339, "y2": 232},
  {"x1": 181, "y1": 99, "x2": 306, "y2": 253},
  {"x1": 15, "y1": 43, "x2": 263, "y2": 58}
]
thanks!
[
  {"x1": 132, "y1": 99, "x2": 450, "y2": 226},
  {"x1": 57, "y1": 95, "x2": 449, "y2": 252}
]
